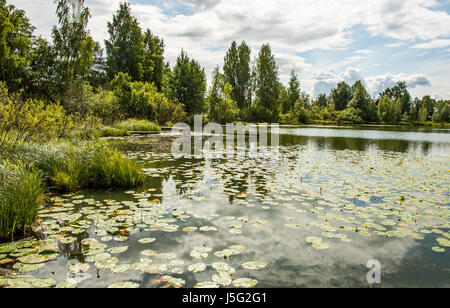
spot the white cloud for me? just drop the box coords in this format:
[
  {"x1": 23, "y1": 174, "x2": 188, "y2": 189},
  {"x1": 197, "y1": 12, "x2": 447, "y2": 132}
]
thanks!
[
  {"x1": 413, "y1": 39, "x2": 450, "y2": 49},
  {"x1": 7, "y1": 0, "x2": 449, "y2": 98},
  {"x1": 312, "y1": 68, "x2": 431, "y2": 98}
]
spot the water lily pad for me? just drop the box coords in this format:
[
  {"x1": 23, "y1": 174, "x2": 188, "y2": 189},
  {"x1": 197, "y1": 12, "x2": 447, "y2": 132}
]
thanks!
[
  {"x1": 138, "y1": 238, "x2": 156, "y2": 244},
  {"x1": 19, "y1": 263, "x2": 46, "y2": 273},
  {"x1": 182, "y1": 227, "x2": 198, "y2": 232},
  {"x1": 212, "y1": 272, "x2": 232, "y2": 286},
  {"x1": 141, "y1": 249, "x2": 158, "y2": 257},
  {"x1": 232, "y1": 278, "x2": 258, "y2": 288},
  {"x1": 111, "y1": 264, "x2": 131, "y2": 274},
  {"x1": 108, "y1": 246, "x2": 129, "y2": 254},
  {"x1": 194, "y1": 281, "x2": 220, "y2": 288},
  {"x1": 68, "y1": 263, "x2": 90, "y2": 274},
  {"x1": 108, "y1": 281, "x2": 140, "y2": 288},
  {"x1": 31, "y1": 278, "x2": 57, "y2": 288},
  {"x1": 188, "y1": 263, "x2": 206, "y2": 273},
  {"x1": 18, "y1": 254, "x2": 57, "y2": 264},
  {"x1": 242, "y1": 261, "x2": 267, "y2": 270},
  {"x1": 55, "y1": 278, "x2": 78, "y2": 288}
]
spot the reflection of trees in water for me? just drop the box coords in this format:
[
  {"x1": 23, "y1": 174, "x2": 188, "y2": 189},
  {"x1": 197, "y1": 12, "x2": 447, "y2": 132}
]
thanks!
[
  {"x1": 57, "y1": 232, "x2": 88, "y2": 263},
  {"x1": 280, "y1": 133, "x2": 435, "y2": 154}
]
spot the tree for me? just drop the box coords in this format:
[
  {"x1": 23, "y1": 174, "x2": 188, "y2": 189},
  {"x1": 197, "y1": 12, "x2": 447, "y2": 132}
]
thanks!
[
  {"x1": 169, "y1": 50, "x2": 207, "y2": 116},
  {"x1": 105, "y1": 2, "x2": 144, "y2": 82},
  {"x1": 421, "y1": 95, "x2": 435, "y2": 121},
  {"x1": 432, "y1": 101, "x2": 449, "y2": 123},
  {"x1": 53, "y1": 0, "x2": 94, "y2": 86},
  {"x1": 348, "y1": 80, "x2": 371, "y2": 121},
  {"x1": 285, "y1": 70, "x2": 300, "y2": 113},
  {"x1": 0, "y1": 0, "x2": 34, "y2": 93},
  {"x1": 89, "y1": 42, "x2": 107, "y2": 88},
  {"x1": 314, "y1": 94, "x2": 328, "y2": 109},
  {"x1": 28, "y1": 38, "x2": 58, "y2": 101},
  {"x1": 378, "y1": 97, "x2": 401, "y2": 124},
  {"x1": 254, "y1": 43, "x2": 279, "y2": 122},
  {"x1": 380, "y1": 81, "x2": 411, "y2": 116},
  {"x1": 330, "y1": 81, "x2": 352, "y2": 111},
  {"x1": 207, "y1": 67, "x2": 239, "y2": 124},
  {"x1": 142, "y1": 29, "x2": 165, "y2": 91},
  {"x1": 223, "y1": 41, "x2": 252, "y2": 111}
]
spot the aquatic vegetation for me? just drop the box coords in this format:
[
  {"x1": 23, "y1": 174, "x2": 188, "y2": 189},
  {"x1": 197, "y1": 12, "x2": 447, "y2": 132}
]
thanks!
[
  {"x1": 0, "y1": 132, "x2": 449, "y2": 288},
  {"x1": 6, "y1": 140, "x2": 145, "y2": 191},
  {"x1": 0, "y1": 161, "x2": 44, "y2": 238}
]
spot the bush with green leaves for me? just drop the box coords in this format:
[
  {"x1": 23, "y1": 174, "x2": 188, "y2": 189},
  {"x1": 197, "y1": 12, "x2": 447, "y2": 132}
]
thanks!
[
  {"x1": 110, "y1": 72, "x2": 185, "y2": 125},
  {"x1": 337, "y1": 107, "x2": 363, "y2": 124},
  {"x1": 0, "y1": 82, "x2": 73, "y2": 149}
]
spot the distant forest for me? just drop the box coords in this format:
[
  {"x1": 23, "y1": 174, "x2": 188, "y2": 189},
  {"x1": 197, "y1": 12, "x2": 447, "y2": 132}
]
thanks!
[{"x1": 1, "y1": 0, "x2": 449, "y2": 127}]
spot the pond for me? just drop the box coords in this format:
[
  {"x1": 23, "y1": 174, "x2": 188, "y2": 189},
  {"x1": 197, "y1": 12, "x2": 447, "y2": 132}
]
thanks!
[{"x1": 1, "y1": 126, "x2": 449, "y2": 288}]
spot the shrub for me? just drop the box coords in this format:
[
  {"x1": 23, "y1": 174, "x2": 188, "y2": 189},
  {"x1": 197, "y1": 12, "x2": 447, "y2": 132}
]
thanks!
[
  {"x1": 337, "y1": 107, "x2": 363, "y2": 124},
  {"x1": 0, "y1": 82, "x2": 73, "y2": 149},
  {"x1": 88, "y1": 88, "x2": 123, "y2": 125},
  {"x1": 111, "y1": 73, "x2": 186, "y2": 125}
]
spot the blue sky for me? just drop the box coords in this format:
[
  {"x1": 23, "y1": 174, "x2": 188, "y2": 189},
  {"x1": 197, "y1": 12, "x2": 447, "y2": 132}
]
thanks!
[{"x1": 9, "y1": 0, "x2": 450, "y2": 99}]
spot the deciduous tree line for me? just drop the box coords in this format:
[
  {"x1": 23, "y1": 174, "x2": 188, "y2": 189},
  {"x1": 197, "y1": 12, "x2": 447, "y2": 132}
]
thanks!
[{"x1": 0, "y1": 0, "x2": 448, "y2": 126}]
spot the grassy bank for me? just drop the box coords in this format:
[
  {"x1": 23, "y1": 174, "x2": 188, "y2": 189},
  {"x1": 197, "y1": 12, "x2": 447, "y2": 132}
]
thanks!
[
  {"x1": 0, "y1": 139, "x2": 145, "y2": 240},
  {"x1": 97, "y1": 119, "x2": 161, "y2": 137},
  {"x1": 0, "y1": 161, "x2": 44, "y2": 239}
]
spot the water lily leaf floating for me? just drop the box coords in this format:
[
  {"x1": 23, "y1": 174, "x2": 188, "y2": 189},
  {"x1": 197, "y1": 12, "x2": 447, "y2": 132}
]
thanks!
[
  {"x1": 190, "y1": 246, "x2": 212, "y2": 260},
  {"x1": 31, "y1": 278, "x2": 57, "y2": 288},
  {"x1": 432, "y1": 247, "x2": 445, "y2": 253},
  {"x1": 188, "y1": 263, "x2": 206, "y2": 273},
  {"x1": 108, "y1": 281, "x2": 140, "y2": 288},
  {"x1": 199, "y1": 226, "x2": 218, "y2": 232},
  {"x1": 68, "y1": 263, "x2": 90, "y2": 274},
  {"x1": 18, "y1": 254, "x2": 57, "y2": 264},
  {"x1": 161, "y1": 275, "x2": 185, "y2": 288},
  {"x1": 141, "y1": 249, "x2": 158, "y2": 257},
  {"x1": 19, "y1": 263, "x2": 46, "y2": 273},
  {"x1": 194, "y1": 281, "x2": 220, "y2": 288},
  {"x1": 111, "y1": 264, "x2": 132, "y2": 274},
  {"x1": 156, "y1": 253, "x2": 177, "y2": 260},
  {"x1": 212, "y1": 272, "x2": 232, "y2": 286},
  {"x1": 138, "y1": 238, "x2": 156, "y2": 244},
  {"x1": 108, "y1": 246, "x2": 129, "y2": 254},
  {"x1": 212, "y1": 262, "x2": 236, "y2": 275},
  {"x1": 95, "y1": 257, "x2": 119, "y2": 269},
  {"x1": 232, "y1": 278, "x2": 258, "y2": 288},
  {"x1": 182, "y1": 227, "x2": 198, "y2": 232},
  {"x1": 242, "y1": 261, "x2": 267, "y2": 270}
]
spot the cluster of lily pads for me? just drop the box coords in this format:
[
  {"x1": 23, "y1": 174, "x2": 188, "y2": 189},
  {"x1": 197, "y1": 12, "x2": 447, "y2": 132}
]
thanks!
[{"x1": 1, "y1": 143, "x2": 449, "y2": 288}]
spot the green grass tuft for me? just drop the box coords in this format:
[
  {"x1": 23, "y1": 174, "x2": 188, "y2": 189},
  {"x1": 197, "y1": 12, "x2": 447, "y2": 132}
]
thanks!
[{"x1": 113, "y1": 119, "x2": 161, "y2": 132}]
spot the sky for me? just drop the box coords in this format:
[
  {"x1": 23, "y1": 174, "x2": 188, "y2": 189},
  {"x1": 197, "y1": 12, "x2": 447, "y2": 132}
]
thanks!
[{"x1": 8, "y1": 0, "x2": 450, "y2": 99}]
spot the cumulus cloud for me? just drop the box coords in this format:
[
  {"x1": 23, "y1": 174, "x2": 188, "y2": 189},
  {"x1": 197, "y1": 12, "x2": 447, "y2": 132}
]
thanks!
[
  {"x1": 413, "y1": 39, "x2": 450, "y2": 49},
  {"x1": 6, "y1": 0, "x2": 449, "y2": 97},
  {"x1": 312, "y1": 68, "x2": 431, "y2": 98}
]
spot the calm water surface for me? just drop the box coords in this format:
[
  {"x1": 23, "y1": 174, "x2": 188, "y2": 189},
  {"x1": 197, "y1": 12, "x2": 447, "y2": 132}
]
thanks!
[{"x1": 2, "y1": 126, "x2": 449, "y2": 288}]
